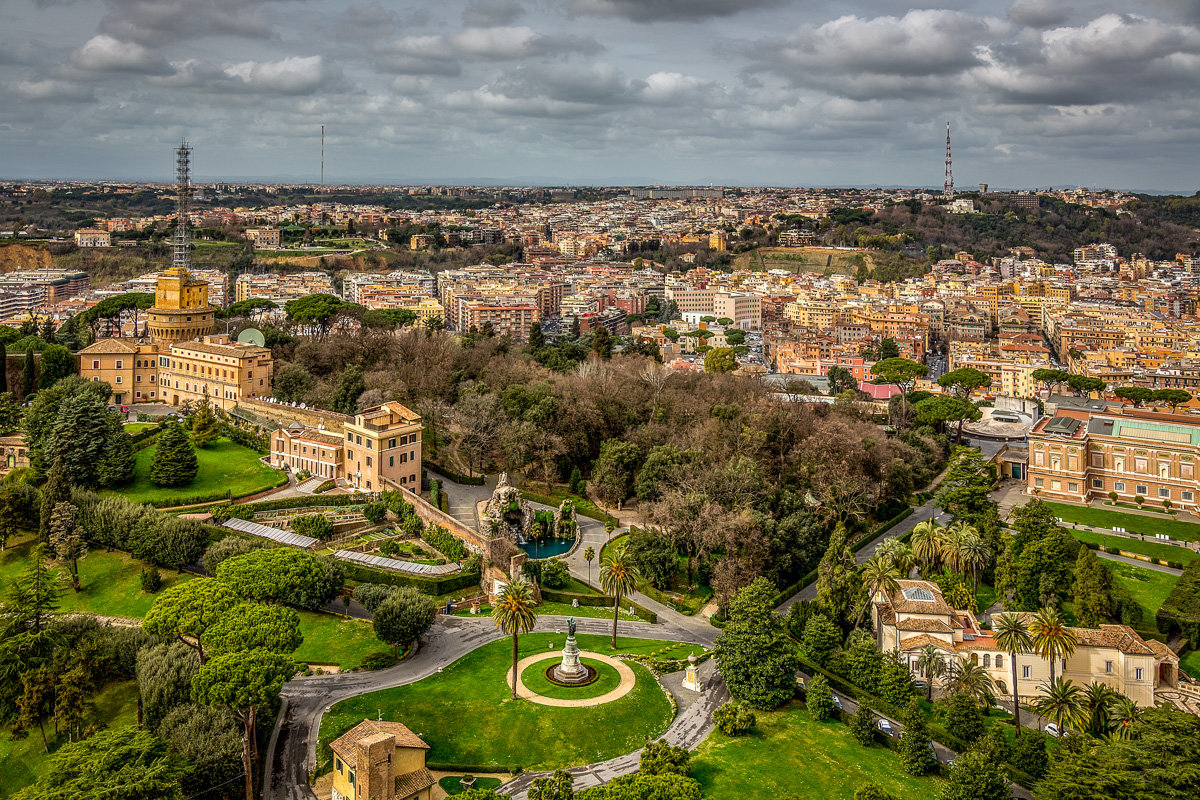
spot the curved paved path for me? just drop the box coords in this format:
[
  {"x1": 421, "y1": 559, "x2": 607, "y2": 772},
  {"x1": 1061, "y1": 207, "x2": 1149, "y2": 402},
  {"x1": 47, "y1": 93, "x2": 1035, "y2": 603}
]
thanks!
[
  {"x1": 262, "y1": 614, "x2": 718, "y2": 800},
  {"x1": 507, "y1": 651, "x2": 636, "y2": 707}
]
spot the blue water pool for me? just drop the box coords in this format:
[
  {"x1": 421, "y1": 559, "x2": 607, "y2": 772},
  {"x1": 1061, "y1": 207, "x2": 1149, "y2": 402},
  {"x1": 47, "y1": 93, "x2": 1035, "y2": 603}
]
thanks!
[{"x1": 519, "y1": 538, "x2": 574, "y2": 558}]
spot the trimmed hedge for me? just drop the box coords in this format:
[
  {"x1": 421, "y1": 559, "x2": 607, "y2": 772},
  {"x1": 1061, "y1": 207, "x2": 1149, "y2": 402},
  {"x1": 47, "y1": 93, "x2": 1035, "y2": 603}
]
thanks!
[
  {"x1": 212, "y1": 494, "x2": 365, "y2": 522},
  {"x1": 340, "y1": 560, "x2": 481, "y2": 596},
  {"x1": 425, "y1": 461, "x2": 484, "y2": 486},
  {"x1": 1079, "y1": 541, "x2": 1186, "y2": 570},
  {"x1": 539, "y1": 588, "x2": 658, "y2": 623},
  {"x1": 221, "y1": 422, "x2": 269, "y2": 454},
  {"x1": 149, "y1": 474, "x2": 290, "y2": 509},
  {"x1": 852, "y1": 507, "x2": 915, "y2": 553}
]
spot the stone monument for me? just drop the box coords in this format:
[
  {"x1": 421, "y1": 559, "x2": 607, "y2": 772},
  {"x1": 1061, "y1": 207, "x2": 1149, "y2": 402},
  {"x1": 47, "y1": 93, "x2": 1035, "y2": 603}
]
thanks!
[
  {"x1": 682, "y1": 652, "x2": 701, "y2": 691},
  {"x1": 551, "y1": 617, "x2": 590, "y2": 685}
]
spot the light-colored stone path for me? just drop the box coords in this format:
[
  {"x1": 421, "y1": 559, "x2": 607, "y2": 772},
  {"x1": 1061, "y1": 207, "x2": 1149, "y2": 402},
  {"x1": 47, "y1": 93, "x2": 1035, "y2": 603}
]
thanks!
[{"x1": 506, "y1": 651, "x2": 635, "y2": 707}]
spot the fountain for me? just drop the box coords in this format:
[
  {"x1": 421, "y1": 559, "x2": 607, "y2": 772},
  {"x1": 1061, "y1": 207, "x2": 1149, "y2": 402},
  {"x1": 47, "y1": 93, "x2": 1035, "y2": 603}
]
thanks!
[{"x1": 547, "y1": 618, "x2": 597, "y2": 686}]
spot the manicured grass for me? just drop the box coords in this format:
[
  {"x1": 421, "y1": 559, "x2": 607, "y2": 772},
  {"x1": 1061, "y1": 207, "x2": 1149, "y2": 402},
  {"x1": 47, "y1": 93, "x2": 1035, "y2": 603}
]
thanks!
[
  {"x1": 975, "y1": 583, "x2": 998, "y2": 612},
  {"x1": 1071, "y1": 528, "x2": 1198, "y2": 565},
  {"x1": 535, "y1": 601, "x2": 638, "y2": 620},
  {"x1": 317, "y1": 633, "x2": 676, "y2": 773},
  {"x1": 558, "y1": 576, "x2": 603, "y2": 595},
  {"x1": 0, "y1": 535, "x2": 194, "y2": 619},
  {"x1": 1181, "y1": 649, "x2": 1200, "y2": 680},
  {"x1": 1105, "y1": 561, "x2": 1178, "y2": 630},
  {"x1": 0, "y1": 680, "x2": 138, "y2": 797},
  {"x1": 123, "y1": 422, "x2": 155, "y2": 434},
  {"x1": 691, "y1": 702, "x2": 941, "y2": 800},
  {"x1": 295, "y1": 612, "x2": 392, "y2": 670},
  {"x1": 440, "y1": 776, "x2": 503, "y2": 795},
  {"x1": 107, "y1": 437, "x2": 285, "y2": 506},
  {"x1": 520, "y1": 657, "x2": 623, "y2": 700},
  {"x1": 1043, "y1": 501, "x2": 1200, "y2": 543}
]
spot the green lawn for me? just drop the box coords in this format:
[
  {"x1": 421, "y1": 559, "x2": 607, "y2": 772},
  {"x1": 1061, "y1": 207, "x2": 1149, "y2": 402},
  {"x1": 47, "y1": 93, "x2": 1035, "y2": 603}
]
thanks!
[
  {"x1": 1105, "y1": 561, "x2": 1178, "y2": 631},
  {"x1": 975, "y1": 583, "x2": 998, "y2": 612},
  {"x1": 0, "y1": 680, "x2": 138, "y2": 796},
  {"x1": 534, "y1": 601, "x2": 638, "y2": 621},
  {"x1": 557, "y1": 576, "x2": 603, "y2": 595},
  {"x1": 317, "y1": 633, "x2": 677, "y2": 774},
  {"x1": 1071, "y1": 528, "x2": 1198, "y2": 565},
  {"x1": 107, "y1": 437, "x2": 284, "y2": 506},
  {"x1": 1181, "y1": 649, "x2": 1200, "y2": 680},
  {"x1": 123, "y1": 422, "x2": 156, "y2": 434},
  {"x1": 520, "y1": 657, "x2": 623, "y2": 700},
  {"x1": 1044, "y1": 502, "x2": 1200, "y2": 543},
  {"x1": 440, "y1": 776, "x2": 503, "y2": 795},
  {"x1": 691, "y1": 703, "x2": 941, "y2": 800},
  {"x1": 295, "y1": 612, "x2": 392, "y2": 671},
  {"x1": 0, "y1": 535, "x2": 194, "y2": 619}
]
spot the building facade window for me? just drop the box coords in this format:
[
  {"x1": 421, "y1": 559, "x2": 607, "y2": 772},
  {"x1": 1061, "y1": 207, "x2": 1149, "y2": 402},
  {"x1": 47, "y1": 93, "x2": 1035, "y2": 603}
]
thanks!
[
  {"x1": 1115, "y1": 481, "x2": 1125, "y2": 492},
  {"x1": 1022, "y1": 665, "x2": 1031, "y2": 679},
  {"x1": 1137, "y1": 485, "x2": 1149, "y2": 495}
]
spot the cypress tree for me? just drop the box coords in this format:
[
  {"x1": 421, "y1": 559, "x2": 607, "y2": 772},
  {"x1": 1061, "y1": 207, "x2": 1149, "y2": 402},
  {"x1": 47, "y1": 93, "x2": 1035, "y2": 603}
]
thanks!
[
  {"x1": 190, "y1": 394, "x2": 220, "y2": 448},
  {"x1": 898, "y1": 697, "x2": 936, "y2": 776},
  {"x1": 38, "y1": 461, "x2": 70, "y2": 540},
  {"x1": 151, "y1": 421, "x2": 198, "y2": 488},
  {"x1": 22, "y1": 348, "x2": 36, "y2": 398},
  {"x1": 99, "y1": 414, "x2": 135, "y2": 487},
  {"x1": 528, "y1": 322, "x2": 545, "y2": 350}
]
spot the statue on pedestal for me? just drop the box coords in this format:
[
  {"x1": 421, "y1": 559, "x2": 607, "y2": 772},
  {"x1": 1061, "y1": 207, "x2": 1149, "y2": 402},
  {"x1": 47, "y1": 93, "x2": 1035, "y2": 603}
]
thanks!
[{"x1": 682, "y1": 652, "x2": 701, "y2": 692}]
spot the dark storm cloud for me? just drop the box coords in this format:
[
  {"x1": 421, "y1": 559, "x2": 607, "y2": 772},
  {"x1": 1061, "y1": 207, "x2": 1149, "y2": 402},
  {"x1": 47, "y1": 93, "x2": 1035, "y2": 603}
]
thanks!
[{"x1": 3, "y1": 0, "x2": 1200, "y2": 188}]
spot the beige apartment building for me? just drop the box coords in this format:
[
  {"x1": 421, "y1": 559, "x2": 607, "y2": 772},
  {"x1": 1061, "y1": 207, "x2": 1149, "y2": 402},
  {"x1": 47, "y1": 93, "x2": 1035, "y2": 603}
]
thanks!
[
  {"x1": 875, "y1": 580, "x2": 1178, "y2": 707},
  {"x1": 342, "y1": 402, "x2": 423, "y2": 492},
  {"x1": 158, "y1": 336, "x2": 274, "y2": 411},
  {"x1": 74, "y1": 229, "x2": 111, "y2": 247},
  {"x1": 245, "y1": 227, "x2": 281, "y2": 249},
  {"x1": 270, "y1": 424, "x2": 344, "y2": 480}
]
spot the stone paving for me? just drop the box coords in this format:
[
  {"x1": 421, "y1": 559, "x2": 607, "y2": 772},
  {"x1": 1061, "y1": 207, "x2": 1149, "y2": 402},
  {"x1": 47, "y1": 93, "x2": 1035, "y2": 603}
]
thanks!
[{"x1": 506, "y1": 651, "x2": 635, "y2": 707}]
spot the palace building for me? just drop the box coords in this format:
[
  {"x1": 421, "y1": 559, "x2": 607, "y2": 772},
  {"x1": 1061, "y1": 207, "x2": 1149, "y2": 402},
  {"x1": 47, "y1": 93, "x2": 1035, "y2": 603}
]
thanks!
[
  {"x1": 79, "y1": 268, "x2": 272, "y2": 410},
  {"x1": 1026, "y1": 408, "x2": 1200, "y2": 511}
]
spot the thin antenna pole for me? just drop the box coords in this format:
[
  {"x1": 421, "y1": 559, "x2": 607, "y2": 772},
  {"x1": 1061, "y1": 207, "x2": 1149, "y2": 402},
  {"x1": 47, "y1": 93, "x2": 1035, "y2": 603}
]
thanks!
[{"x1": 320, "y1": 125, "x2": 325, "y2": 189}]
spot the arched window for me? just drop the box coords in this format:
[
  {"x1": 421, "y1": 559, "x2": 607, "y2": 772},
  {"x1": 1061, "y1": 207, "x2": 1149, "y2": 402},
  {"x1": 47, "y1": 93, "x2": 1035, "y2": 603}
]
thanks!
[
  {"x1": 995, "y1": 655, "x2": 1003, "y2": 669},
  {"x1": 996, "y1": 679, "x2": 1007, "y2": 694},
  {"x1": 983, "y1": 654, "x2": 991, "y2": 668}
]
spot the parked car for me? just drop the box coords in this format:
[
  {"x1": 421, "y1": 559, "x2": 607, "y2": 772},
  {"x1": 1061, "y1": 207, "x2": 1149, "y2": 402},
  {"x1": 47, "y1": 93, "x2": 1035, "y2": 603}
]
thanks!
[
  {"x1": 913, "y1": 679, "x2": 928, "y2": 691},
  {"x1": 831, "y1": 695, "x2": 842, "y2": 710},
  {"x1": 120, "y1": 405, "x2": 129, "y2": 412},
  {"x1": 1044, "y1": 723, "x2": 1061, "y2": 737},
  {"x1": 877, "y1": 719, "x2": 894, "y2": 736}
]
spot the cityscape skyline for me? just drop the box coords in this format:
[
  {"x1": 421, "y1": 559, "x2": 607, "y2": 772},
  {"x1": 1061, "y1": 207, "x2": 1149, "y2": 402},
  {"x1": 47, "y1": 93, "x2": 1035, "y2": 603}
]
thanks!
[{"x1": 3, "y1": 1, "x2": 1200, "y2": 191}]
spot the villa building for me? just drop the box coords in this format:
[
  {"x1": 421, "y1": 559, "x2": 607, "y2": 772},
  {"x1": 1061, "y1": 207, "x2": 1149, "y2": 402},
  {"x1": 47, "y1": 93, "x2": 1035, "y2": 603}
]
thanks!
[
  {"x1": 873, "y1": 579, "x2": 1178, "y2": 707},
  {"x1": 329, "y1": 719, "x2": 433, "y2": 800}
]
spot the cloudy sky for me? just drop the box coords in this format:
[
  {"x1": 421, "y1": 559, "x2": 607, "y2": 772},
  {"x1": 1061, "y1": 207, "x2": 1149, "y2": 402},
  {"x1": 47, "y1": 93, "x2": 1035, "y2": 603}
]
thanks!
[{"x1": 3, "y1": 0, "x2": 1200, "y2": 189}]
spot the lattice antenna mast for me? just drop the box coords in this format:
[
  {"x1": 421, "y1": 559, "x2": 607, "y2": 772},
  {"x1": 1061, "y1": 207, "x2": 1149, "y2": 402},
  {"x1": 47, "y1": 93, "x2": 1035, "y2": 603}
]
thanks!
[
  {"x1": 320, "y1": 125, "x2": 325, "y2": 189},
  {"x1": 943, "y1": 121, "x2": 954, "y2": 199},
  {"x1": 173, "y1": 141, "x2": 192, "y2": 271}
]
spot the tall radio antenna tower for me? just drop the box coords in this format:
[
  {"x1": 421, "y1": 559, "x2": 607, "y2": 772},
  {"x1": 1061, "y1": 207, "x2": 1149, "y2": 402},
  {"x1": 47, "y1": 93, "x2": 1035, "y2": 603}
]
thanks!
[
  {"x1": 173, "y1": 141, "x2": 192, "y2": 271},
  {"x1": 320, "y1": 125, "x2": 325, "y2": 189},
  {"x1": 943, "y1": 121, "x2": 954, "y2": 199}
]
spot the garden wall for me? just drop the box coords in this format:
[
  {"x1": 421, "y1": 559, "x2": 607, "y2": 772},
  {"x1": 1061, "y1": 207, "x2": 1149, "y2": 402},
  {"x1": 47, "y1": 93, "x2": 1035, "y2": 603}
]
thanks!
[{"x1": 403, "y1": 488, "x2": 492, "y2": 552}]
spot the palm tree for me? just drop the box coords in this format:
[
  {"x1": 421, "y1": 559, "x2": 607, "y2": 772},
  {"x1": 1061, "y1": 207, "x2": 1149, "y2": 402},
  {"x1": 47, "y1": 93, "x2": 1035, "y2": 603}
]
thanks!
[
  {"x1": 958, "y1": 533, "x2": 990, "y2": 594},
  {"x1": 941, "y1": 521, "x2": 978, "y2": 575},
  {"x1": 599, "y1": 544, "x2": 639, "y2": 649},
  {"x1": 1030, "y1": 607, "x2": 1078, "y2": 683},
  {"x1": 993, "y1": 612, "x2": 1034, "y2": 736},
  {"x1": 1108, "y1": 695, "x2": 1142, "y2": 740},
  {"x1": 494, "y1": 579, "x2": 537, "y2": 700},
  {"x1": 584, "y1": 546, "x2": 595, "y2": 585},
  {"x1": 1031, "y1": 677, "x2": 1084, "y2": 733},
  {"x1": 910, "y1": 519, "x2": 945, "y2": 573},
  {"x1": 1079, "y1": 682, "x2": 1118, "y2": 737},
  {"x1": 875, "y1": 538, "x2": 915, "y2": 577},
  {"x1": 945, "y1": 659, "x2": 995, "y2": 708},
  {"x1": 854, "y1": 556, "x2": 901, "y2": 628},
  {"x1": 914, "y1": 644, "x2": 947, "y2": 701}
]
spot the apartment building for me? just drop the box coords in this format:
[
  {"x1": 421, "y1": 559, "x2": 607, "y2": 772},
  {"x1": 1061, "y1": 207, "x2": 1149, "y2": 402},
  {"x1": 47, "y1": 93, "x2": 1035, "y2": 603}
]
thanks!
[
  {"x1": 235, "y1": 271, "x2": 335, "y2": 304},
  {"x1": 342, "y1": 402, "x2": 423, "y2": 492},
  {"x1": 245, "y1": 227, "x2": 281, "y2": 249},
  {"x1": 461, "y1": 300, "x2": 539, "y2": 341},
  {"x1": 74, "y1": 229, "x2": 111, "y2": 247},
  {"x1": 1027, "y1": 409, "x2": 1200, "y2": 511},
  {"x1": 158, "y1": 336, "x2": 274, "y2": 411},
  {"x1": 874, "y1": 580, "x2": 1177, "y2": 707}
]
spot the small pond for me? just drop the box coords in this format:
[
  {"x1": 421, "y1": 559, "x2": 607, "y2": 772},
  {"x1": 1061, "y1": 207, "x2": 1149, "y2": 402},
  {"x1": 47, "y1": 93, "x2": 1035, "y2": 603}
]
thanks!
[{"x1": 519, "y1": 538, "x2": 574, "y2": 558}]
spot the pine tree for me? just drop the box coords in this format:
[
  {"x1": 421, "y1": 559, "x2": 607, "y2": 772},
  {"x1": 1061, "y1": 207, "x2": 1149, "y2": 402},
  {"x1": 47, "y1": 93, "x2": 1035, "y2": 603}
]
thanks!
[
  {"x1": 190, "y1": 393, "x2": 221, "y2": 448},
  {"x1": 528, "y1": 322, "x2": 545, "y2": 349},
  {"x1": 22, "y1": 347, "x2": 36, "y2": 398},
  {"x1": 40, "y1": 316, "x2": 55, "y2": 341},
  {"x1": 98, "y1": 413, "x2": 135, "y2": 487},
  {"x1": 151, "y1": 421, "x2": 198, "y2": 487},
  {"x1": 330, "y1": 365, "x2": 366, "y2": 414},
  {"x1": 945, "y1": 690, "x2": 985, "y2": 744},
  {"x1": 898, "y1": 697, "x2": 936, "y2": 776},
  {"x1": 8, "y1": 543, "x2": 64, "y2": 633},
  {"x1": 850, "y1": 702, "x2": 877, "y2": 746},
  {"x1": 38, "y1": 460, "x2": 70, "y2": 539},
  {"x1": 815, "y1": 524, "x2": 860, "y2": 630},
  {"x1": 592, "y1": 325, "x2": 613, "y2": 359},
  {"x1": 49, "y1": 501, "x2": 87, "y2": 592}
]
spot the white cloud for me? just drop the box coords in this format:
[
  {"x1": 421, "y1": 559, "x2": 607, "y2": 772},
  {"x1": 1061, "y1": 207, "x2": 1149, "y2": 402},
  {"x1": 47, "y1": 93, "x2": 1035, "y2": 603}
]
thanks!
[
  {"x1": 223, "y1": 56, "x2": 333, "y2": 94},
  {"x1": 69, "y1": 34, "x2": 170, "y2": 74}
]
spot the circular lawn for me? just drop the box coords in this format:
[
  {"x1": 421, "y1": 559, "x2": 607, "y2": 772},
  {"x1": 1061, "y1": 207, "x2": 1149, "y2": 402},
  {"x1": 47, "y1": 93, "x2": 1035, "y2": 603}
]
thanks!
[
  {"x1": 318, "y1": 633, "x2": 675, "y2": 772},
  {"x1": 521, "y1": 656, "x2": 622, "y2": 700}
]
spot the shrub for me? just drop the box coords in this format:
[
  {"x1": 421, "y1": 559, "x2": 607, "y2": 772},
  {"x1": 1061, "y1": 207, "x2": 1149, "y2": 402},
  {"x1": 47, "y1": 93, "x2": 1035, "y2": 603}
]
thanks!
[
  {"x1": 898, "y1": 697, "x2": 936, "y2": 776},
  {"x1": 806, "y1": 674, "x2": 834, "y2": 721},
  {"x1": 356, "y1": 650, "x2": 399, "y2": 671},
  {"x1": 1009, "y1": 730, "x2": 1049, "y2": 779},
  {"x1": 638, "y1": 740, "x2": 691, "y2": 776},
  {"x1": 713, "y1": 701, "x2": 756, "y2": 736},
  {"x1": 539, "y1": 559, "x2": 570, "y2": 588},
  {"x1": 354, "y1": 583, "x2": 396, "y2": 613},
  {"x1": 140, "y1": 566, "x2": 163, "y2": 593},
  {"x1": 202, "y1": 536, "x2": 266, "y2": 575},
  {"x1": 362, "y1": 502, "x2": 387, "y2": 524},
  {"x1": 854, "y1": 785, "x2": 899, "y2": 800},
  {"x1": 290, "y1": 513, "x2": 334, "y2": 540},
  {"x1": 849, "y1": 703, "x2": 876, "y2": 746},
  {"x1": 945, "y1": 691, "x2": 985, "y2": 744},
  {"x1": 422, "y1": 524, "x2": 466, "y2": 560}
]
